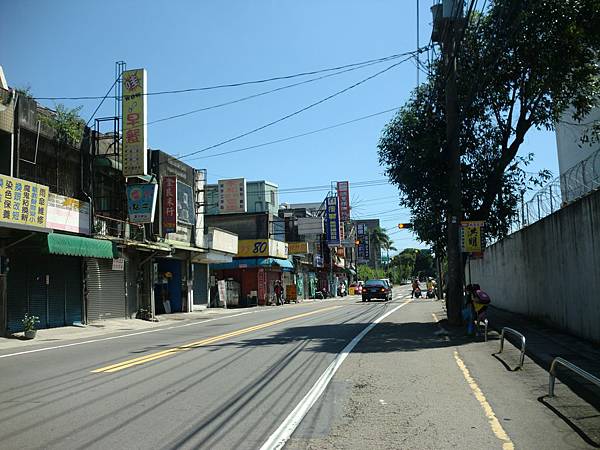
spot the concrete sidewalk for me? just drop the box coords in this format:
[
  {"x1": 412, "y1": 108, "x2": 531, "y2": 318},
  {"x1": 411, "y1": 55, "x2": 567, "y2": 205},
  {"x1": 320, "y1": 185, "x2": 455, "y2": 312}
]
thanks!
[
  {"x1": 0, "y1": 295, "x2": 353, "y2": 352},
  {"x1": 439, "y1": 301, "x2": 600, "y2": 446},
  {"x1": 485, "y1": 306, "x2": 600, "y2": 411}
]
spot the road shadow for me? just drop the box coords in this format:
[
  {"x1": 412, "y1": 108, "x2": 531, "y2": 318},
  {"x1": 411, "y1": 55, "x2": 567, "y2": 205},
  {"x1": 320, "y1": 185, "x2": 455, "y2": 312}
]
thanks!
[
  {"x1": 207, "y1": 320, "x2": 476, "y2": 354},
  {"x1": 538, "y1": 395, "x2": 600, "y2": 448}
]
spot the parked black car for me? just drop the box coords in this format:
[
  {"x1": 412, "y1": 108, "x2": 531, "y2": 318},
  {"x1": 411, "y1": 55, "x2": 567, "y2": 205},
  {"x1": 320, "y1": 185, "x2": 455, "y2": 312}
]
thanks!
[{"x1": 362, "y1": 279, "x2": 392, "y2": 302}]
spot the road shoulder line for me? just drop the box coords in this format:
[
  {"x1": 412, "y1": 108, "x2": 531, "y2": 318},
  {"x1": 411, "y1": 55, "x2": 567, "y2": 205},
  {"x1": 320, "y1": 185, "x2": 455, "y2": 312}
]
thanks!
[{"x1": 454, "y1": 350, "x2": 515, "y2": 450}]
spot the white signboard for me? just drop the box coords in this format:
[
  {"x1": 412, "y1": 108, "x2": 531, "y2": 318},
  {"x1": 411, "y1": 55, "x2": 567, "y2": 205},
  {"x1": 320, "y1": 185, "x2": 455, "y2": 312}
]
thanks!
[
  {"x1": 112, "y1": 258, "x2": 125, "y2": 271},
  {"x1": 46, "y1": 193, "x2": 91, "y2": 235},
  {"x1": 297, "y1": 217, "x2": 324, "y2": 235},
  {"x1": 218, "y1": 178, "x2": 247, "y2": 213},
  {"x1": 217, "y1": 279, "x2": 227, "y2": 308}
]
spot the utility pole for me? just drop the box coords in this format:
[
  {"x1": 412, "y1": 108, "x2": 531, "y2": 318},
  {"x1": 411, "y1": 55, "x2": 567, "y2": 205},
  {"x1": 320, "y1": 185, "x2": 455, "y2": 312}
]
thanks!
[{"x1": 433, "y1": 0, "x2": 463, "y2": 325}]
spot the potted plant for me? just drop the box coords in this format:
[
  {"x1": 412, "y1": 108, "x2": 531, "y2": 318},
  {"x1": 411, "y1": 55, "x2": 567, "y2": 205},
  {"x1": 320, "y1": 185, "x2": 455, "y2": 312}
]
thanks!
[{"x1": 22, "y1": 313, "x2": 40, "y2": 339}]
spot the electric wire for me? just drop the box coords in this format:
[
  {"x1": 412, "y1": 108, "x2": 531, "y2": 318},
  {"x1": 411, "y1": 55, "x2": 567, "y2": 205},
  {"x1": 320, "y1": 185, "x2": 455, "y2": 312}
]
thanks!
[
  {"x1": 147, "y1": 60, "x2": 393, "y2": 127},
  {"x1": 184, "y1": 106, "x2": 401, "y2": 162},
  {"x1": 32, "y1": 51, "x2": 422, "y2": 101},
  {"x1": 174, "y1": 56, "x2": 417, "y2": 162}
]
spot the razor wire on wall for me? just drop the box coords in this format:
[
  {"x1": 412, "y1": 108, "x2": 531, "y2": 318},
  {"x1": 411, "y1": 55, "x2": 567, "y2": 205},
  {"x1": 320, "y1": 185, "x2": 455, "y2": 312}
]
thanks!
[{"x1": 508, "y1": 146, "x2": 600, "y2": 235}]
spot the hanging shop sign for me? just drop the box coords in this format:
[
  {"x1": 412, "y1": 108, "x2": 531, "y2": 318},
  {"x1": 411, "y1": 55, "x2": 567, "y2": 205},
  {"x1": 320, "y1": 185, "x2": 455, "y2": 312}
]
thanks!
[
  {"x1": 162, "y1": 176, "x2": 177, "y2": 233},
  {"x1": 126, "y1": 183, "x2": 158, "y2": 223},
  {"x1": 237, "y1": 239, "x2": 288, "y2": 259},
  {"x1": 287, "y1": 242, "x2": 309, "y2": 255},
  {"x1": 325, "y1": 195, "x2": 340, "y2": 245},
  {"x1": 0, "y1": 174, "x2": 48, "y2": 228},
  {"x1": 46, "y1": 193, "x2": 91, "y2": 235},
  {"x1": 176, "y1": 180, "x2": 194, "y2": 225},
  {"x1": 218, "y1": 178, "x2": 247, "y2": 214},
  {"x1": 122, "y1": 68, "x2": 148, "y2": 177},
  {"x1": 336, "y1": 181, "x2": 350, "y2": 222},
  {"x1": 460, "y1": 221, "x2": 485, "y2": 253}
]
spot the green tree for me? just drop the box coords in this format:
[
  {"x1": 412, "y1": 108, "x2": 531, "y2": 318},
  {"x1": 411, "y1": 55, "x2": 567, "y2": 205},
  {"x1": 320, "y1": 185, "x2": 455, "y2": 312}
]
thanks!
[
  {"x1": 379, "y1": 0, "x2": 600, "y2": 324},
  {"x1": 40, "y1": 103, "x2": 85, "y2": 147},
  {"x1": 369, "y1": 226, "x2": 393, "y2": 269}
]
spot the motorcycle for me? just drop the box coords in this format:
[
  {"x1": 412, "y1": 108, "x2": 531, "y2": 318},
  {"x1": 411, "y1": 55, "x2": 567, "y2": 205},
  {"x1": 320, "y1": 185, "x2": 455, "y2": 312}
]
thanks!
[
  {"x1": 413, "y1": 287, "x2": 422, "y2": 298},
  {"x1": 427, "y1": 287, "x2": 435, "y2": 299}
]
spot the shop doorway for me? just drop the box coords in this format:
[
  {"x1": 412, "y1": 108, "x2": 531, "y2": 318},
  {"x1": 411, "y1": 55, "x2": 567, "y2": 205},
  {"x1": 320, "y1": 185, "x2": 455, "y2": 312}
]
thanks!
[{"x1": 154, "y1": 258, "x2": 183, "y2": 314}]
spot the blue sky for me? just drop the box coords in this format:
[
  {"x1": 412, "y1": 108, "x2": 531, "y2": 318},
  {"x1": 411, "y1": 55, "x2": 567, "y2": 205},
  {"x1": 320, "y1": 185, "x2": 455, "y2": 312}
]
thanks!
[{"x1": 1, "y1": 0, "x2": 559, "y2": 251}]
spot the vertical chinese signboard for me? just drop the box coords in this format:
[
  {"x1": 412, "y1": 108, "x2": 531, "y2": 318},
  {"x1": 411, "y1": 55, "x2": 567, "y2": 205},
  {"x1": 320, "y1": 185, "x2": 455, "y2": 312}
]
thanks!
[
  {"x1": 126, "y1": 183, "x2": 158, "y2": 223},
  {"x1": 162, "y1": 176, "x2": 177, "y2": 233},
  {"x1": 336, "y1": 181, "x2": 350, "y2": 222},
  {"x1": 325, "y1": 195, "x2": 340, "y2": 245},
  {"x1": 460, "y1": 221, "x2": 484, "y2": 253},
  {"x1": 122, "y1": 68, "x2": 148, "y2": 177},
  {"x1": 218, "y1": 178, "x2": 247, "y2": 213},
  {"x1": 357, "y1": 223, "x2": 370, "y2": 261},
  {"x1": 0, "y1": 175, "x2": 48, "y2": 228},
  {"x1": 258, "y1": 268, "x2": 266, "y2": 305}
]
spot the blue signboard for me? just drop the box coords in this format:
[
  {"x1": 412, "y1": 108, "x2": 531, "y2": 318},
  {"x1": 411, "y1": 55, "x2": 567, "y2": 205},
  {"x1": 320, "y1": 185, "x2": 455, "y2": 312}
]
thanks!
[
  {"x1": 176, "y1": 181, "x2": 195, "y2": 225},
  {"x1": 325, "y1": 195, "x2": 340, "y2": 245},
  {"x1": 126, "y1": 183, "x2": 158, "y2": 223}
]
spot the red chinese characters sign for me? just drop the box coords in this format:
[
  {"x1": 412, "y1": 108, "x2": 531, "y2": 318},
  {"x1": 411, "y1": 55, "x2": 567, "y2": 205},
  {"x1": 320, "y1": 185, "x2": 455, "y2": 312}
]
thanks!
[
  {"x1": 162, "y1": 176, "x2": 177, "y2": 234},
  {"x1": 122, "y1": 69, "x2": 148, "y2": 177},
  {"x1": 337, "y1": 181, "x2": 350, "y2": 222}
]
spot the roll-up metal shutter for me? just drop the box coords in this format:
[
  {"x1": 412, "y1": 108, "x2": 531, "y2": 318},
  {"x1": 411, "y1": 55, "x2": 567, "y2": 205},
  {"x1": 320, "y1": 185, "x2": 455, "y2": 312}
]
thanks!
[
  {"x1": 47, "y1": 256, "x2": 82, "y2": 327},
  {"x1": 86, "y1": 258, "x2": 126, "y2": 321},
  {"x1": 6, "y1": 255, "x2": 36, "y2": 332}
]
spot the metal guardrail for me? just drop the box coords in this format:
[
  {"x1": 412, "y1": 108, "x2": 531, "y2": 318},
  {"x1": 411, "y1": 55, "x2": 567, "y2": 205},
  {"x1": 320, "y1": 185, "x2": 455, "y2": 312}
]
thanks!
[
  {"x1": 549, "y1": 357, "x2": 600, "y2": 397},
  {"x1": 498, "y1": 327, "x2": 526, "y2": 370}
]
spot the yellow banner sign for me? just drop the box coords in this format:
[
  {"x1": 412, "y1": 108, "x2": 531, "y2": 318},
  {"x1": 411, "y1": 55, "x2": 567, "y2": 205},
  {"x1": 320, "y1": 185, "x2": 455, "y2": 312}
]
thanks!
[
  {"x1": 461, "y1": 221, "x2": 484, "y2": 253},
  {"x1": 122, "y1": 69, "x2": 148, "y2": 177},
  {"x1": 287, "y1": 242, "x2": 308, "y2": 254},
  {"x1": 0, "y1": 175, "x2": 48, "y2": 228},
  {"x1": 237, "y1": 239, "x2": 288, "y2": 259}
]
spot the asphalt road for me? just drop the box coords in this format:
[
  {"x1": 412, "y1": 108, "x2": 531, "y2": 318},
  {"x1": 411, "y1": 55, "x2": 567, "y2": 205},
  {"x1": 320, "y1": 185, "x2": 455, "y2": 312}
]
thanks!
[
  {"x1": 1, "y1": 286, "x2": 595, "y2": 450},
  {"x1": 0, "y1": 292, "x2": 408, "y2": 450}
]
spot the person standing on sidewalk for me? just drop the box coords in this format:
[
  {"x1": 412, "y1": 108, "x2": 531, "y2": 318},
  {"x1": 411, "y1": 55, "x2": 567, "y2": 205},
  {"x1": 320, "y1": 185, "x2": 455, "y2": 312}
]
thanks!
[{"x1": 274, "y1": 280, "x2": 284, "y2": 306}]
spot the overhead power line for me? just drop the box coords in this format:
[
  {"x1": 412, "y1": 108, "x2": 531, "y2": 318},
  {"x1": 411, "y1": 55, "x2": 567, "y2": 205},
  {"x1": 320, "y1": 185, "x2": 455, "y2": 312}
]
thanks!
[
  {"x1": 185, "y1": 106, "x2": 401, "y2": 162},
  {"x1": 146, "y1": 59, "x2": 398, "y2": 127},
  {"x1": 177, "y1": 56, "x2": 416, "y2": 162},
  {"x1": 32, "y1": 50, "x2": 425, "y2": 101}
]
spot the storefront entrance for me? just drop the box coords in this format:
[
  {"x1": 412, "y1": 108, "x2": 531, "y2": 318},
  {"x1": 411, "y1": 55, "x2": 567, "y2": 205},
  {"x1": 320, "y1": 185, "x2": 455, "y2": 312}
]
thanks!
[{"x1": 154, "y1": 258, "x2": 183, "y2": 314}]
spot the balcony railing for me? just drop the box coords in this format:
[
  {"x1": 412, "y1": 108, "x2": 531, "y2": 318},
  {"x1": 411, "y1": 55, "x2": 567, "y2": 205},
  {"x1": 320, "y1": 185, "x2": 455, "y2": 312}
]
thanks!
[{"x1": 93, "y1": 214, "x2": 145, "y2": 242}]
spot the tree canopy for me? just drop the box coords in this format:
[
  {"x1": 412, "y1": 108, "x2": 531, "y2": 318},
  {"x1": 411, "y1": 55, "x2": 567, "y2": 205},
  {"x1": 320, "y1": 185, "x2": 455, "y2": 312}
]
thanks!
[{"x1": 378, "y1": 0, "x2": 600, "y2": 253}]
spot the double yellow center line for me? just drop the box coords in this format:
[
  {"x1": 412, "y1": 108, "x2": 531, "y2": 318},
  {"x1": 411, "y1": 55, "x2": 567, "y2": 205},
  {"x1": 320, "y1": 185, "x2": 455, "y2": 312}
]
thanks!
[{"x1": 92, "y1": 305, "x2": 341, "y2": 374}]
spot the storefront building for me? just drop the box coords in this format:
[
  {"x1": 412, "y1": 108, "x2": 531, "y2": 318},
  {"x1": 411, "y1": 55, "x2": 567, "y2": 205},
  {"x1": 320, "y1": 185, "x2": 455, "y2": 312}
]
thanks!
[{"x1": 211, "y1": 238, "x2": 291, "y2": 306}]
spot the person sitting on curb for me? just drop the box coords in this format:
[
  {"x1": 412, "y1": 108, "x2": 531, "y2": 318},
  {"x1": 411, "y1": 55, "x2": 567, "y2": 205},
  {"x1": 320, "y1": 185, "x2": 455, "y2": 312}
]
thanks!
[{"x1": 464, "y1": 283, "x2": 491, "y2": 335}]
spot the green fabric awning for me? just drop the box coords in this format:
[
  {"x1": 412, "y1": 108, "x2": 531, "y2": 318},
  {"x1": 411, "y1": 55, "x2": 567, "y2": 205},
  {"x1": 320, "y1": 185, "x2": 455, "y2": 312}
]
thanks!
[{"x1": 47, "y1": 234, "x2": 116, "y2": 259}]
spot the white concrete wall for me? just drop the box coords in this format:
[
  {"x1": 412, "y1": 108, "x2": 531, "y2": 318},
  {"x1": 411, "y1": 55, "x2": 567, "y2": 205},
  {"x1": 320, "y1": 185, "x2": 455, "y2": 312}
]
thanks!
[{"x1": 471, "y1": 188, "x2": 600, "y2": 344}]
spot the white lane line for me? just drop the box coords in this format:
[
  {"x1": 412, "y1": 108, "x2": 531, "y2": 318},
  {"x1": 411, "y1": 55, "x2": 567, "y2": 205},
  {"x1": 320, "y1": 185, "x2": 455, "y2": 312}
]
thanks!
[
  {"x1": 260, "y1": 298, "x2": 413, "y2": 450},
  {"x1": 0, "y1": 310, "x2": 259, "y2": 359}
]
